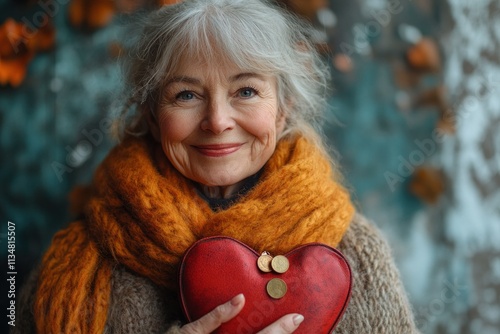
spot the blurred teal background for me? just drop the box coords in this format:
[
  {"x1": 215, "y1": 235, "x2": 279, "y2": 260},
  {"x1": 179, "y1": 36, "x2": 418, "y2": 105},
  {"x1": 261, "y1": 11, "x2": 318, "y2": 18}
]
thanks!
[{"x1": 1, "y1": 0, "x2": 499, "y2": 333}]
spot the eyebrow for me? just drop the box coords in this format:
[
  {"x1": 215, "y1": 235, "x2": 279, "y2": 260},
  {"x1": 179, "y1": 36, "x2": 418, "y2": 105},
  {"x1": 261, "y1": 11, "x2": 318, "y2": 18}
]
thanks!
[
  {"x1": 165, "y1": 72, "x2": 268, "y2": 86},
  {"x1": 165, "y1": 76, "x2": 201, "y2": 86},
  {"x1": 229, "y1": 72, "x2": 268, "y2": 83}
]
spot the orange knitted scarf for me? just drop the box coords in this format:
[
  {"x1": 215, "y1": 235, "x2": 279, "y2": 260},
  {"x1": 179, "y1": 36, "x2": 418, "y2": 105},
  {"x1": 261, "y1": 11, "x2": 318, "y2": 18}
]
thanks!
[{"x1": 33, "y1": 134, "x2": 355, "y2": 333}]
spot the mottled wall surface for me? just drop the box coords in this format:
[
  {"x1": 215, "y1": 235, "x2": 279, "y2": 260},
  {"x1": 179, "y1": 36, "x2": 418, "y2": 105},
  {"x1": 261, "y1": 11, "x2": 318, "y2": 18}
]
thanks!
[
  {"x1": 1, "y1": 0, "x2": 499, "y2": 333},
  {"x1": 424, "y1": 0, "x2": 500, "y2": 332},
  {"x1": 329, "y1": 1, "x2": 500, "y2": 333},
  {"x1": 336, "y1": 1, "x2": 500, "y2": 333}
]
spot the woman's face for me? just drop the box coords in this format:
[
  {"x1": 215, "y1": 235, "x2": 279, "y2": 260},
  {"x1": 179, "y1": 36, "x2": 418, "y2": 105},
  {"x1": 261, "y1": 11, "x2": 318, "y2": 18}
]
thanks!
[{"x1": 151, "y1": 57, "x2": 285, "y2": 187}]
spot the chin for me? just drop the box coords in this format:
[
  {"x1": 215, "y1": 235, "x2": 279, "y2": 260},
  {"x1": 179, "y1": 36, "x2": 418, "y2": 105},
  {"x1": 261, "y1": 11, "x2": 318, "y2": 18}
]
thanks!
[{"x1": 197, "y1": 172, "x2": 246, "y2": 187}]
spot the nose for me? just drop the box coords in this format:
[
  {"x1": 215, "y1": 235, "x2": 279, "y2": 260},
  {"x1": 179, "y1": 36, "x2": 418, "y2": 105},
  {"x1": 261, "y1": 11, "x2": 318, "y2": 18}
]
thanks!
[{"x1": 200, "y1": 97, "x2": 236, "y2": 134}]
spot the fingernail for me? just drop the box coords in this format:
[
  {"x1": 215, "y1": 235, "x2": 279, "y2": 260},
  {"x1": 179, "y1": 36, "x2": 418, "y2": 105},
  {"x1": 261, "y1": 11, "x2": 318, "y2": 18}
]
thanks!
[
  {"x1": 293, "y1": 314, "x2": 304, "y2": 326},
  {"x1": 231, "y1": 293, "x2": 244, "y2": 306}
]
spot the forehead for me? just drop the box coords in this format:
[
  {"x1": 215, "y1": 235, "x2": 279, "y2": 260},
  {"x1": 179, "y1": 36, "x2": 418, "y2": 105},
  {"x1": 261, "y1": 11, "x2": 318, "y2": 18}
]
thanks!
[{"x1": 168, "y1": 52, "x2": 275, "y2": 84}]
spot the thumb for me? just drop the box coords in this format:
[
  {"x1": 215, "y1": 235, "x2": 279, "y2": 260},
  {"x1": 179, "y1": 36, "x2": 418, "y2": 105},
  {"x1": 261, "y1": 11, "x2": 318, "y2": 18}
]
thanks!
[{"x1": 182, "y1": 294, "x2": 245, "y2": 333}]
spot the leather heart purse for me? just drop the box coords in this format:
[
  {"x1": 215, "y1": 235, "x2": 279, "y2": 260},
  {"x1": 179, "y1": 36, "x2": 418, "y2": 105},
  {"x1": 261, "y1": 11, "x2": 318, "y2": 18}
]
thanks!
[{"x1": 179, "y1": 236, "x2": 352, "y2": 333}]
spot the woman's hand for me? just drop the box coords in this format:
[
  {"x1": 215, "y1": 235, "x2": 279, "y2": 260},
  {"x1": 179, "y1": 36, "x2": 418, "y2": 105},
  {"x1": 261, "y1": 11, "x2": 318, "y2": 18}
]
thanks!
[{"x1": 179, "y1": 294, "x2": 304, "y2": 334}]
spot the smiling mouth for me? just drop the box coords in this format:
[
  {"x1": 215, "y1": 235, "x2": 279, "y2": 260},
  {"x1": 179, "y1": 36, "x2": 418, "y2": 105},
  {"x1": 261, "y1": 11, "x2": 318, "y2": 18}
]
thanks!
[{"x1": 193, "y1": 143, "x2": 243, "y2": 157}]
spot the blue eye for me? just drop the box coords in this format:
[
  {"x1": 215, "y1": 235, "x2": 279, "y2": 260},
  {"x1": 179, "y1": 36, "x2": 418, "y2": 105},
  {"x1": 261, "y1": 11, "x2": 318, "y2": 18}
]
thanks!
[
  {"x1": 239, "y1": 88, "x2": 256, "y2": 98},
  {"x1": 176, "y1": 91, "x2": 195, "y2": 100}
]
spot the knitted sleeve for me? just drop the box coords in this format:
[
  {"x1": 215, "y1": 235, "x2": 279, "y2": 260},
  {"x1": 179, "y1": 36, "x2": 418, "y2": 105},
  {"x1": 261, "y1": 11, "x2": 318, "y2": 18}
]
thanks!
[
  {"x1": 334, "y1": 214, "x2": 420, "y2": 334},
  {"x1": 104, "y1": 267, "x2": 184, "y2": 334}
]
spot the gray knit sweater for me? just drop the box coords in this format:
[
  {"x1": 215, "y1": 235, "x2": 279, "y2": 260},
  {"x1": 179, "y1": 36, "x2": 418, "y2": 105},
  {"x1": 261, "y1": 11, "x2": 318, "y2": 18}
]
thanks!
[{"x1": 15, "y1": 214, "x2": 419, "y2": 333}]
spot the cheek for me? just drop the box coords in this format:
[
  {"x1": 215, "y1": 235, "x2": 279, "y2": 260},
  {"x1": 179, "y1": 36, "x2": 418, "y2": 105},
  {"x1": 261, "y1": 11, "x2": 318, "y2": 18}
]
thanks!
[
  {"x1": 156, "y1": 113, "x2": 194, "y2": 174},
  {"x1": 157, "y1": 112, "x2": 197, "y2": 142},
  {"x1": 243, "y1": 106, "x2": 281, "y2": 162},
  {"x1": 241, "y1": 104, "x2": 281, "y2": 140}
]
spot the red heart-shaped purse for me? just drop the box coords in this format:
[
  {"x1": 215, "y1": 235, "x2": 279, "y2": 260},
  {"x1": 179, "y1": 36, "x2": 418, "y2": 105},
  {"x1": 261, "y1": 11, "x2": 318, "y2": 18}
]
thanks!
[{"x1": 179, "y1": 236, "x2": 352, "y2": 333}]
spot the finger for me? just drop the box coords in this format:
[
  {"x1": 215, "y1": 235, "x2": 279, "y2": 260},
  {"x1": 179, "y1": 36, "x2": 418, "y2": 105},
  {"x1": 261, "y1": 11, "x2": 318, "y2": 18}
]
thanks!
[
  {"x1": 257, "y1": 314, "x2": 304, "y2": 334},
  {"x1": 182, "y1": 294, "x2": 245, "y2": 334}
]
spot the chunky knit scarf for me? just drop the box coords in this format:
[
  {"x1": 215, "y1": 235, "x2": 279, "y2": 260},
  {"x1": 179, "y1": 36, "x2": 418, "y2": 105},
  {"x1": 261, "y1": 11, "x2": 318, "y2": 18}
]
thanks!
[{"x1": 33, "y1": 134, "x2": 355, "y2": 334}]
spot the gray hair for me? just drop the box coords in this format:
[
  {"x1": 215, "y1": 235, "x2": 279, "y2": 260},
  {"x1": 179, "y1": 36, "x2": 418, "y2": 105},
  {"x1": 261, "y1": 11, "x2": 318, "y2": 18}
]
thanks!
[{"x1": 116, "y1": 0, "x2": 331, "y2": 148}]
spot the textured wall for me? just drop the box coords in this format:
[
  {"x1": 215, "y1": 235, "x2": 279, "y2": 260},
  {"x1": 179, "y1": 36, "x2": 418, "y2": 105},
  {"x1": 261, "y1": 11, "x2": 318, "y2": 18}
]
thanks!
[
  {"x1": 411, "y1": 0, "x2": 500, "y2": 332},
  {"x1": 326, "y1": 1, "x2": 500, "y2": 333}
]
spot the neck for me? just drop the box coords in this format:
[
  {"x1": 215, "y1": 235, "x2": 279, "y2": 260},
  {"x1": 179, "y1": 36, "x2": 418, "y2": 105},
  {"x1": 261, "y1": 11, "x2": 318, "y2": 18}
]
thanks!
[{"x1": 200, "y1": 180, "x2": 246, "y2": 199}]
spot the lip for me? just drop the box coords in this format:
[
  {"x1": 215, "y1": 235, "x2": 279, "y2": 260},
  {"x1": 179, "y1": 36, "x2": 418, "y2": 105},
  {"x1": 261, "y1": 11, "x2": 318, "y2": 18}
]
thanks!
[{"x1": 193, "y1": 143, "x2": 243, "y2": 157}]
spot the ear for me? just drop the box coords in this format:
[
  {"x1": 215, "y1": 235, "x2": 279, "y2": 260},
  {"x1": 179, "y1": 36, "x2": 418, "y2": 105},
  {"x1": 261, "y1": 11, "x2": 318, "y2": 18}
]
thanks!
[
  {"x1": 145, "y1": 105, "x2": 161, "y2": 142},
  {"x1": 276, "y1": 108, "x2": 287, "y2": 136}
]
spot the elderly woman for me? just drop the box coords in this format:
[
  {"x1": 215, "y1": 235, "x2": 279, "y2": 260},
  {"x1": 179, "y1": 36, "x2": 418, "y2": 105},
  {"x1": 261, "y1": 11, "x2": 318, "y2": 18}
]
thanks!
[{"x1": 17, "y1": 0, "x2": 419, "y2": 333}]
